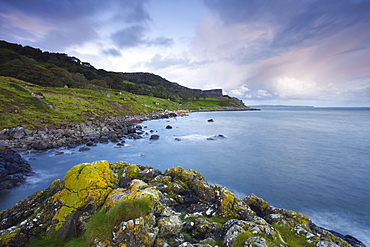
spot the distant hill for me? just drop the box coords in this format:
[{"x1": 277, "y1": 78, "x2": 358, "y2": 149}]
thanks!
[
  {"x1": 0, "y1": 40, "x2": 220, "y2": 103},
  {"x1": 0, "y1": 41, "x2": 254, "y2": 130}
]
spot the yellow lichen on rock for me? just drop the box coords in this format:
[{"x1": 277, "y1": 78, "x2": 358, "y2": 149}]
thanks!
[
  {"x1": 51, "y1": 160, "x2": 115, "y2": 230},
  {"x1": 64, "y1": 160, "x2": 114, "y2": 191}
]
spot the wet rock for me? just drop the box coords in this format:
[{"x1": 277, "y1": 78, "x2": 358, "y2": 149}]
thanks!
[
  {"x1": 207, "y1": 119, "x2": 214, "y2": 122},
  {"x1": 0, "y1": 145, "x2": 34, "y2": 191},
  {"x1": 78, "y1": 146, "x2": 91, "y2": 152},
  {"x1": 150, "y1": 134, "x2": 160, "y2": 140},
  {"x1": 166, "y1": 125, "x2": 173, "y2": 129}
]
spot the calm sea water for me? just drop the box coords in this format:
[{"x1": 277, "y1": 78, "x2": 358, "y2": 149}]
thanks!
[{"x1": 1, "y1": 107, "x2": 369, "y2": 245}]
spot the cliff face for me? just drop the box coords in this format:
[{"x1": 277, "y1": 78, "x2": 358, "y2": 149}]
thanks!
[
  {"x1": 0, "y1": 161, "x2": 364, "y2": 247},
  {"x1": 187, "y1": 89, "x2": 223, "y2": 98}
]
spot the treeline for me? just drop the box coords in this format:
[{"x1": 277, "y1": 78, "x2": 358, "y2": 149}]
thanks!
[{"x1": 0, "y1": 40, "x2": 198, "y2": 102}]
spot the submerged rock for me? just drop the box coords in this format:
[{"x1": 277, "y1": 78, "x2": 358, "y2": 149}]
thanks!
[{"x1": 0, "y1": 161, "x2": 364, "y2": 247}]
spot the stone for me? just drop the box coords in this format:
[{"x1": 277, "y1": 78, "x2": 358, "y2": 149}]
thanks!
[
  {"x1": 166, "y1": 125, "x2": 173, "y2": 129},
  {"x1": 78, "y1": 146, "x2": 91, "y2": 152},
  {"x1": 150, "y1": 134, "x2": 160, "y2": 140},
  {"x1": 0, "y1": 146, "x2": 33, "y2": 191},
  {"x1": 32, "y1": 141, "x2": 49, "y2": 150}
]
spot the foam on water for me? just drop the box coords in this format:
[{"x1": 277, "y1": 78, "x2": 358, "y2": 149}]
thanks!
[{"x1": 174, "y1": 134, "x2": 211, "y2": 141}]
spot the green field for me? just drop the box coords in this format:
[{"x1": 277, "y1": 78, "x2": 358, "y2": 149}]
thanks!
[{"x1": 0, "y1": 76, "x2": 246, "y2": 129}]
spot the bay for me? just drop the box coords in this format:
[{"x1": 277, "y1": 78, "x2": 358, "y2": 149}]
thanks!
[{"x1": 1, "y1": 107, "x2": 369, "y2": 245}]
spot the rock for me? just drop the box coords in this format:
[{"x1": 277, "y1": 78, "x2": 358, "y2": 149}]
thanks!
[
  {"x1": 150, "y1": 134, "x2": 160, "y2": 140},
  {"x1": 86, "y1": 141, "x2": 96, "y2": 146},
  {"x1": 207, "y1": 119, "x2": 214, "y2": 122},
  {"x1": 166, "y1": 125, "x2": 173, "y2": 129},
  {"x1": 32, "y1": 141, "x2": 49, "y2": 150},
  {"x1": 78, "y1": 146, "x2": 91, "y2": 152},
  {"x1": 0, "y1": 161, "x2": 364, "y2": 247},
  {"x1": 207, "y1": 134, "x2": 226, "y2": 140},
  {"x1": 0, "y1": 145, "x2": 34, "y2": 191}
]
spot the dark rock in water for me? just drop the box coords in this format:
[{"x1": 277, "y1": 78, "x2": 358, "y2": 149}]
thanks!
[
  {"x1": 78, "y1": 146, "x2": 91, "y2": 152},
  {"x1": 166, "y1": 125, "x2": 173, "y2": 129},
  {"x1": 99, "y1": 137, "x2": 109, "y2": 143},
  {"x1": 328, "y1": 230, "x2": 366, "y2": 247},
  {"x1": 55, "y1": 151, "x2": 64, "y2": 155},
  {"x1": 150, "y1": 134, "x2": 160, "y2": 140},
  {"x1": 207, "y1": 135, "x2": 226, "y2": 140},
  {"x1": 174, "y1": 138, "x2": 181, "y2": 141},
  {"x1": 0, "y1": 145, "x2": 34, "y2": 191},
  {"x1": 86, "y1": 141, "x2": 96, "y2": 147},
  {"x1": 208, "y1": 119, "x2": 214, "y2": 122}
]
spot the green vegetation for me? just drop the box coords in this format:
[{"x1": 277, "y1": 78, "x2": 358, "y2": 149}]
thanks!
[
  {"x1": 0, "y1": 40, "x2": 199, "y2": 101},
  {"x1": 82, "y1": 198, "x2": 151, "y2": 244},
  {"x1": 27, "y1": 198, "x2": 151, "y2": 247},
  {"x1": 0, "y1": 40, "x2": 250, "y2": 130},
  {"x1": 272, "y1": 224, "x2": 315, "y2": 247},
  {"x1": 231, "y1": 224, "x2": 315, "y2": 247},
  {"x1": 0, "y1": 76, "x2": 243, "y2": 129}
]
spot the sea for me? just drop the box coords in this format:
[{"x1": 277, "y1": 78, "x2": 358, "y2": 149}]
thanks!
[{"x1": 1, "y1": 107, "x2": 369, "y2": 245}]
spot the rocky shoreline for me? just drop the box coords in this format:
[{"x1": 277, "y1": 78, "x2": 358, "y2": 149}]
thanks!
[
  {"x1": 0, "y1": 110, "x2": 190, "y2": 151},
  {"x1": 0, "y1": 161, "x2": 365, "y2": 246}
]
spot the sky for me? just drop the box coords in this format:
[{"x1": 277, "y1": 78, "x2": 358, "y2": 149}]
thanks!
[{"x1": 1, "y1": 0, "x2": 370, "y2": 107}]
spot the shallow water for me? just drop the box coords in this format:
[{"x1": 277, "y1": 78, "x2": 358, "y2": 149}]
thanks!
[{"x1": 1, "y1": 107, "x2": 369, "y2": 245}]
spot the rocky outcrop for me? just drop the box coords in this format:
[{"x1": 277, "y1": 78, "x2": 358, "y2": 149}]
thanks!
[
  {"x1": 0, "y1": 161, "x2": 364, "y2": 246},
  {"x1": 0, "y1": 110, "x2": 188, "y2": 150},
  {"x1": 0, "y1": 145, "x2": 34, "y2": 191}
]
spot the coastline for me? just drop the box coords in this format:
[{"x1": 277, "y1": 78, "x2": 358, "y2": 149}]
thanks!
[{"x1": 0, "y1": 107, "x2": 259, "y2": 151}]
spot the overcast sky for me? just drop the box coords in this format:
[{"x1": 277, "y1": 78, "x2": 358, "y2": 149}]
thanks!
[{"x1": 1, "y1": 0, "x2": 370, "y2": 106}]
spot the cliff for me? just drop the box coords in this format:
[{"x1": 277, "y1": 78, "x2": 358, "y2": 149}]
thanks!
[{"x1": 0, "y1": 161, "x2": 364, "y2": 247}]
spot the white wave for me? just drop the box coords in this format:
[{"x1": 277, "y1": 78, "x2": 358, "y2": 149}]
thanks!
[
  {"x1": 25, "y1": 170, "x2": 57, "y2": 185},
  {"x1": 174, "y1": 134, "x2": 210, "y2": 141}
]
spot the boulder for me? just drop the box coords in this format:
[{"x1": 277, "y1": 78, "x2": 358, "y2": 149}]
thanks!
[
  {"x1": 32, "y1": 141, "x2": 49, "y2": 150},
  {"x1": 78, "y1": 146, "x2": 91, "y2": 152},
  {"x1": 150, "y1": 134, "x2": 160, "y2": 140},
  {"x1": 0, "y1": 145, "x2": 34, "y2": 191}
]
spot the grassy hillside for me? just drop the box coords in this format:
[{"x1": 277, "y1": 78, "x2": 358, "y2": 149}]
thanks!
[
  {"x1": 0, "y1": 76, "x2": 244, "y2": 130},
  {"x1": 0, "y1": 40, "x2": 198, "y2": 101}
]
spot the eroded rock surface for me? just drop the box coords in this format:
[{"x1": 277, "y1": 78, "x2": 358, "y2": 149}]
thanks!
[{"x1": 0, "y1": 161, "x2": 365, "y2": 246}]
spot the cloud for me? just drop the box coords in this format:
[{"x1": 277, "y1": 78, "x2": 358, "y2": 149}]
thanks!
[
  {"x1": 0, "y1": 0, "x2": 152, "y2": 50},
  {"x1": 228, "y1": 85, "x2": 250, "y2": 97},
  {"x1": 111, "y1": 25, "x2": 147, "y2": 48},
  {"x1": 194, "y1": 0, "x2": 370, "y2": 105},
  {"x1": 103, "y1": 48, "x2": 122, "y2": 57},
  {"x1": 147, "y1": 36, "x2": 174, "y2": 47}
]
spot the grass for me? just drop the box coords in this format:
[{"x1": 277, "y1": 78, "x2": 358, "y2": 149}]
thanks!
[
  {"x1": 272, "y1": 224, "x2": 315, "y2": 247},
  {"x1": 0, "y1": 76, "x2": 246, "y2": 129},
  {"x1": 231, "y1": 224, "x2": 316, "y2": 247},
  {"x1": 27, "y1": 198, "x2": 151, "y2": 247}
]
